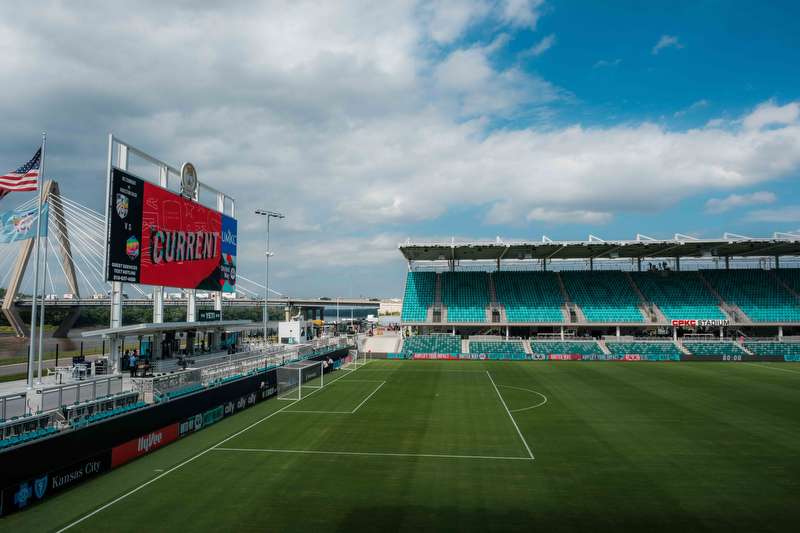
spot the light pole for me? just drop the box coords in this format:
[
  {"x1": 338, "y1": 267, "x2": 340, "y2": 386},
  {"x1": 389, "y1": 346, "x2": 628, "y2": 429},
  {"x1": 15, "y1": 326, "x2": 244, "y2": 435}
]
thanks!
[
  {"x1": 255, "y1": 210, "x2": 284, "y2": 344},
  {"x1": 359, "y1": 274, "x2": 367, "y2": 298}
]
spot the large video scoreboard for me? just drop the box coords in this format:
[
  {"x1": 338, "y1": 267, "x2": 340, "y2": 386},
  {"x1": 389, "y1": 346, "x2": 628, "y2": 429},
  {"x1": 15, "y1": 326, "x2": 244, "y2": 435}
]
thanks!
[{"x1": 105, "y1": 168, "x2": 236, "y2": 292}]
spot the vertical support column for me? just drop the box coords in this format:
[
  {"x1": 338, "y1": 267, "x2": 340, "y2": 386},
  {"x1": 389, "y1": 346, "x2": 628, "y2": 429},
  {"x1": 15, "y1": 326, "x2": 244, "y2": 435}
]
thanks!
[
  {"x1": 186, "y1": 289, "x2": 196, "y2": 322},
  {"x1": 153, "y1": 289, "x2": 164, "y2": 323},
  {"x1": 153, "y1": 165, "x2": 169, "y2": 325},
  {"x1": 109, "y1": 143, "x2": 128, "y2": 373},
  {"x1": 215, "y1": 194, "x2": 224, "y2": 319},
  {"x1": 725, "y1": 256, "x2": 730, "y2": 269},
  {"x1": 320, "y1": 308, "x2": 324, "y2": 321},
  {"x1": 542, "y1": 259, "x2": 546, "y2": 271},
  {"x1": 675, "y1": 257, "x2": 681, "y2": 271},
  {"x1": 496, "y1": 258, "x2": 500, "y2": 271},
  {"x1": 775, "y1": 256, "x2": 780, "y2": 269},
  {"x1": 637, "y1": 257, "x2": 642, "y2": 272},
  {"x1": 590, "y1": 258, "x2": 594, "y2": 271},
  {"x1": 778, "y1": 325, "x2": 784, "y2": 338},
  {"x1": 615, "y1": 325, "x2": 620, "y2": 337},
  {"x1": 720, "y1": 327, "x2": 724, "y2": 339},
  {"x1": 560, "y1": 326, "x2": 564, "y2": 341},
  {"x1": 673, "y1": 327, "x2": 677, "y2": 341}
]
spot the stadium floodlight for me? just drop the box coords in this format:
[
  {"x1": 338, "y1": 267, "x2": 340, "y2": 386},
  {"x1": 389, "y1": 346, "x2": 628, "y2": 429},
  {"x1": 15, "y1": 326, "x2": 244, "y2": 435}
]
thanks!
[
  {"x1": 277, "y1": 361, "x2": 324, "y2": 400},
  {"x1": 255, "y1": 210, "x2": 284, "y2": 343}
]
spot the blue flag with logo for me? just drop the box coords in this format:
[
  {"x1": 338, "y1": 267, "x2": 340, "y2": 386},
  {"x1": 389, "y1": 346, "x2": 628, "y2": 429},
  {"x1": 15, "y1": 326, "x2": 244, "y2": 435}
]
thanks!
[{"x1": 0, "y1": 203, "x2": 49, "y2": 243}]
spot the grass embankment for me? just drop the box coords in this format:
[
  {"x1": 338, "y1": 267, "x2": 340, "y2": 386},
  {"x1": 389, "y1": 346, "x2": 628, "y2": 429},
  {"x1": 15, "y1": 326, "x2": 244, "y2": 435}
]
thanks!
[
  {"x1": 0, "y1": 344, "x2": 145, "y2": 367},
  {"x1": 0, "y1": 371, "x2": 38, "y2": 383}
]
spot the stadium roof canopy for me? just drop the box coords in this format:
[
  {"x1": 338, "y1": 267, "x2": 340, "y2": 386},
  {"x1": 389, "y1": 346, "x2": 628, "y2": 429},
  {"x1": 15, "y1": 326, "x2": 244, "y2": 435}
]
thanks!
[
  {"x1": 83, "y1": 320, "x2": 254, "y2": 338},
  {"x1": 398, "y1": 233, "x2": 800, "y2": 263}
]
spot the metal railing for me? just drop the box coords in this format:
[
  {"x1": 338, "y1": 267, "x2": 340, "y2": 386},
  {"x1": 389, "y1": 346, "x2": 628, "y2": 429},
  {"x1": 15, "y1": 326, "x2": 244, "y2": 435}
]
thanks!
[
  {"x1": 0, "y1": 392, "x2": 28, "y2": 419},
  {"x1": 38, "y1": 375, "x2": 123, "y2": 412}
]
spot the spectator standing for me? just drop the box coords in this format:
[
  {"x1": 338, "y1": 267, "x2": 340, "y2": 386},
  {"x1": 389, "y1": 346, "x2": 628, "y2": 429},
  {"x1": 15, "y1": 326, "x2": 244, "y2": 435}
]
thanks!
[{"x1": 129, "y1": 352, "x2": 138, "y2": 378}]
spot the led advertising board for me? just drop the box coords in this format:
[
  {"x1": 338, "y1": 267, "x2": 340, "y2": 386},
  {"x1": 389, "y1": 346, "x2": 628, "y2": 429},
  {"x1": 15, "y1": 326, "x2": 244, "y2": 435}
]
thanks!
[{"x1": 106, "y1": 168, "x2": 236, "y2": 292}]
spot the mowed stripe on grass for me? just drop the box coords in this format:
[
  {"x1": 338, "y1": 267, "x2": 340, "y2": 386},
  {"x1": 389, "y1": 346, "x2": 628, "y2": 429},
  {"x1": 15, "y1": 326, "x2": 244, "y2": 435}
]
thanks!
[{"x1": 2, "y1": 360, "x2": 797, "y2": 533}]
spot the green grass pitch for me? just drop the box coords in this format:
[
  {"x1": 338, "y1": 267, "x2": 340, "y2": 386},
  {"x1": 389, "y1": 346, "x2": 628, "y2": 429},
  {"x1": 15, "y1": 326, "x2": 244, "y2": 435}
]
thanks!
[{"x1": 7, "y1": 360, "x2": 800, "y2": 532}]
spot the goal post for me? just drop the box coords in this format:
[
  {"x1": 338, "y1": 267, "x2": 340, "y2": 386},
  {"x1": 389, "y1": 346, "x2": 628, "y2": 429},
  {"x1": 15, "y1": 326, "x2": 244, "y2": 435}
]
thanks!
[
  {"x1": 277, "y1": 361, "x2": 324, "y2": 400},
  {"x1": 340, "y1": 349, "x2": 372, "y2": 371}
]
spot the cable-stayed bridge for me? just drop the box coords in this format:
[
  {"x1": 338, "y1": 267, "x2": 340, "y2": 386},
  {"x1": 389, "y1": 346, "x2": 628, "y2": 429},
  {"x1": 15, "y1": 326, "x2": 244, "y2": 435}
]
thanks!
[{"x1": 0, "y1": 182, "x2": 378, "y2": 338}]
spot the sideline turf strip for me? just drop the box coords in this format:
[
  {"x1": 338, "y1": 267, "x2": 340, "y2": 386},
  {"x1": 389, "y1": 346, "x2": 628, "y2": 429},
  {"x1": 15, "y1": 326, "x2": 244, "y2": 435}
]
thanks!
[{"x1": 5, "y1": 360, "x2": 800, "y2": 533}]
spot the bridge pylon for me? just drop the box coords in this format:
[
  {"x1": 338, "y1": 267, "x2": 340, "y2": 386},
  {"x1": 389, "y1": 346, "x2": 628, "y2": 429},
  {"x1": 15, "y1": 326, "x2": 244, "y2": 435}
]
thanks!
[{"x1": 2, "y1": 180, "x2": 82, "y2": 338}]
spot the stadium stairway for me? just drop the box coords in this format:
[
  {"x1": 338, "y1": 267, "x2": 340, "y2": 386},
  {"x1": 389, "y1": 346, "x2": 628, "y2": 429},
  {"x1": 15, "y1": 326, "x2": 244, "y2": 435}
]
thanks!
[
  {"x1": 433, "y1": 273, "x2": 443, "y2": 322},
  {"x1": 623, "y1": 272, "x2": 657, "y2": 322},
  {"x1": 554, "y1": 272, "x2": 586, "y2": 323},
  {"x1": 462, "y1": 339, "x2": 470, "y2": 353},
  {"x1": 695, "y1": 270, "x2": 748, "y2": 323},
  {"x1": 735, "y1": 340, "x2": 755, "y2": 355},
  {"x1": 486, "y1": 273, "x2": 499, "y2": 323},
  {"x1": 674, "y1": 341, "x2": 693, "y2": 355},
  {"x1": 522, "y1": 340, "x2": 533, "y2": 355},
  {"x1": 769, "y1": 270, "x2": 800, "y2": 301},
  {"x1": 597, "y1": 340, "x2": 612, "y2": 354}
]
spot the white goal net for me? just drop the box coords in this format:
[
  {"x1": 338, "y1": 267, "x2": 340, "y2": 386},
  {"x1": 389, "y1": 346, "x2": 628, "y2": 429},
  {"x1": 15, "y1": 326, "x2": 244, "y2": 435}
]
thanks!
[
  {"x1": 339, "y1": 349, "x2": 372, "y2": 371},
  {"x1": 277, "y1": 361, "x2": 324, "y2": 400}
]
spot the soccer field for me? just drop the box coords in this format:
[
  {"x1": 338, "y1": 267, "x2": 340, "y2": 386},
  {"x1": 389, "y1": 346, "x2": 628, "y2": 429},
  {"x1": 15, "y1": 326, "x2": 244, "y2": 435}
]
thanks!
[{"x1": 8, "y1": 360, "x2": 800, "y2": 533}]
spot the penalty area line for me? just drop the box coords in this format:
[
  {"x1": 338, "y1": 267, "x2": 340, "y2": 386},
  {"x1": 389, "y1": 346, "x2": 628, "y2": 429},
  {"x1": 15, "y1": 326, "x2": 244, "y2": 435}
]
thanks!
[
  {"x1": 742, "y1": 363, "x2": 800, "y2": 374},
  {"x1": 214, "y1": 448, "x2": 533, "y2": 461},
  {"x1": 55, "y1": 366, "x2": 359, "y2": 532},
  {"x1": 351, "y1": 381, "x2": 386, "y2": 413},
  {"x1": 486, "y1": 371, "x2": 535, "y2": 460}
]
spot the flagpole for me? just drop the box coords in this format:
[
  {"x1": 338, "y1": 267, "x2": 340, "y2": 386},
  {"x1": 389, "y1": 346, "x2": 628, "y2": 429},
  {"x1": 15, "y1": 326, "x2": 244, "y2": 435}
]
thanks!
[
  {"x1": 27, "y1": 133, "x2": 45, "y2": 390},
  {"x1": 36, "y1": 224, "x2": 50, "y2": 385}
]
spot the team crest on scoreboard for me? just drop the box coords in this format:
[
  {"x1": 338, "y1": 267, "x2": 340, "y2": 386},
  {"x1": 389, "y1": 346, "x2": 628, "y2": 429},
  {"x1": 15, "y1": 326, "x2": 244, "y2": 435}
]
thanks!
[
  {"x1": 180, "y1": 162, "x2": 198, "y2": 200},
  {"x1": 126, "y1": 236, "x2": 140, "y2": 259},
  {"x1": 116, "y1": 194, "x2": 129, "y2": 219}
]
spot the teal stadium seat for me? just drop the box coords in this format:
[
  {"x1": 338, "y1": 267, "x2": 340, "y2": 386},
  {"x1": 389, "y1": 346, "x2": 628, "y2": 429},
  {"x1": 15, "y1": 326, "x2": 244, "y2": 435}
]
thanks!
[
  {"x1": 443, "y1": 272, "x2": 489, "y2": 322},
  {"x1": 469, "y1": 341, "x2": 527, "y2": 359},
  {"x1": 605, "y1": 341, "x2": 682, "y2": 356},
  {"x1": 528, "y1": 341, "x2": 604, "y2": 355},
  {"x1": 561, "y1": 271, "x2": 644, "y2": 322},
  {"x1": 683, "y1": 342, "x2": 746, "y2": 356},
  {"x1": 744, "y1": 341, "x2": 800, "y2": 356},
  {"x1": 403, "y1": 335, "x2": 461, "y2": 354},
  {"x1": 401, "y1": 272, "x2": 436, "y2": 322},
  {"x1": 775, "y1": 269, "x2": 800, "y2": 295},
  {"x1": 703, "y1": 269, "x2": 800, "y2": 322},
  {"x1": 631, "y1": 271, "x2": 726, "y2": 321},
  {"x1": 494, "y1": 271, "x2": 564, "y2": 322}
]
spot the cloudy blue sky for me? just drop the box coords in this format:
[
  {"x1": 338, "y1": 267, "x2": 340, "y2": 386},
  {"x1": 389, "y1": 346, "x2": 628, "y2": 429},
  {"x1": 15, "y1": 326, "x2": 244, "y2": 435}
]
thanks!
[{"x1": 1, "y1": 0, "x2": 799, "y2": 298}]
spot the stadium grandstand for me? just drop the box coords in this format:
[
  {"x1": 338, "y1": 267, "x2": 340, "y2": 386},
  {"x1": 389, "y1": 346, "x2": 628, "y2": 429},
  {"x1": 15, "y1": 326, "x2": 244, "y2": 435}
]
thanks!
[{"x1": 395, "y1": 234, "x2": 800, "y2": 359}]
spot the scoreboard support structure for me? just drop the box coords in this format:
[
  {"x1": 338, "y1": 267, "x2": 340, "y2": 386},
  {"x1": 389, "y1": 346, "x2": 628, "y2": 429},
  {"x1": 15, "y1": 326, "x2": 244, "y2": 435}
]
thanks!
[{"x1": 103, "y1": 135, "x2": 236, "y2": 373}]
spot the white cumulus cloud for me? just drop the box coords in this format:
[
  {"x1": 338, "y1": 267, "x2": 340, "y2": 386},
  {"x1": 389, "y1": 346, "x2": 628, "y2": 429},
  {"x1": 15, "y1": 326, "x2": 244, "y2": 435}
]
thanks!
[
  {"x1": 704, "y1": 191, "x2": 777, "y2": 214},
  {"x1": 652, "y1": 35, "x2": 685, "y2": 55},
  {"x1": 742, "y1": 100, "x2": 800, "y2": 130},
  {"x1": 745, "y1": 206, "x2": 800, "y2": 223}
]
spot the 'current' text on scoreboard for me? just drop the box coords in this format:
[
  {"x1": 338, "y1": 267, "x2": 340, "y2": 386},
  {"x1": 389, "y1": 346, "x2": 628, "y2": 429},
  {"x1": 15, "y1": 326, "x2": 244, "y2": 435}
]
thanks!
[{"x1": 105, "y1": 169, "x2": 237, "y2": 292}]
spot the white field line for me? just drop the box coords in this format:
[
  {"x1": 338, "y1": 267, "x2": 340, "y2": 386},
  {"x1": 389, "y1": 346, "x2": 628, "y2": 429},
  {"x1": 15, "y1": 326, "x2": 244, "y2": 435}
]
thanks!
[
  {"x1": 56, "y1": 366, "x2": 357, "y2": 532},
  {"x1": 354, "y1": 369, "x2": 487, "y2": 373},
  {"x1": 351, "y1": 381, "x2": 385, "y2": 413},
  {"x1": 214, "y1": 447, "x2": 532, "y2": 461},
  {"x1": 496, "y1": 385, "x2": 548, "y2": 413},
  {"x1": 282, "y1": 410, "x2": 352, "y2": 414},
  {"x1": 742, "y1": 363, "x2": 800, "y2": 374},
  {"x1": 284, "y1": 380, "x2": 386, "y2": 414},
  {"x1": 486, "y1": 371, "x2": 535, "y2": 460}
]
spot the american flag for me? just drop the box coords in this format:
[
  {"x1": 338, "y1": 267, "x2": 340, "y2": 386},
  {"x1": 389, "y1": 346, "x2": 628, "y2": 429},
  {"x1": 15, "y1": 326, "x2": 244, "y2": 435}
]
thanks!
[{"x1": 0, "y1": 148, "x2": 41, "y2": 201}]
